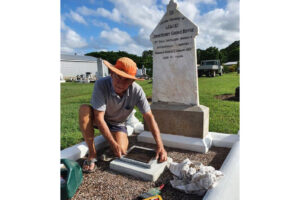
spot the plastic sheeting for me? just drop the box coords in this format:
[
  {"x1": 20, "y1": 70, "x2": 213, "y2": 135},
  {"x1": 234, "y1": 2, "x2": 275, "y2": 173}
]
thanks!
[
  {"x1": 126, "y1": 109, "x2": 144, "y2": 135},
  {"x1": 168, "y1": 158, "x2": 223, "y2": 196}
]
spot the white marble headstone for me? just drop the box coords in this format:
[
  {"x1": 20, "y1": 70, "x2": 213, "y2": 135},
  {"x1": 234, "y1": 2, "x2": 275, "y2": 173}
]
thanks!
[
  {"x1": 150, "y1": 0, "x2": 199, "y2": 106},
  {"x1": 96, "y1": 58, "x2": 109, "y2": 79}
]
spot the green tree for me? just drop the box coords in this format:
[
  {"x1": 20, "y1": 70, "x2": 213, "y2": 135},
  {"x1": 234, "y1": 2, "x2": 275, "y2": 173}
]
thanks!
[
  {"x1": 220, "y1": 40, "x2": 239, "y2": 63},
  {"x1": 197, "y1": 47, "x2": 219, "y2": 63},
  {"x1": 142, "y1": 50, "x2": 153, "y2": 76},
  {"x1": 204, "y1": 47, "x2": 219, "y2": 60},
  {"x1": 227, "y1": 48, "x2": 240, "y2": 62}
]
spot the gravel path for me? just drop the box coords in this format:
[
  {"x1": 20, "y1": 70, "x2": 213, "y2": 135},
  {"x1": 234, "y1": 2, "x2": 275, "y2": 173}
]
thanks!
[{"x1": 73, "y1": 134, "x2": 230, "y2": 200}]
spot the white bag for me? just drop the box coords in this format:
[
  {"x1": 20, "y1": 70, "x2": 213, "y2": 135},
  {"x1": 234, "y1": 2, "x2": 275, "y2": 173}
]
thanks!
[{"x1": 168, "y1": 158, "x2": 224, "y2": 196}]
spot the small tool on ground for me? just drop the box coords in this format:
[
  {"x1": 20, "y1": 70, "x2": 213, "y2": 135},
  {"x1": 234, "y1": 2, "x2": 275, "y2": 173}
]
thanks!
[
  {"x1": 138, "y1": 184, "x2": 164, "y2": 199},
  {"x1": 142, "y1": 195, "x2": 162, "y2": 200}
]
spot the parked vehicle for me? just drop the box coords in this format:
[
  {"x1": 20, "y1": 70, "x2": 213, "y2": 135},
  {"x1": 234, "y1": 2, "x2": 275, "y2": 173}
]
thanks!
[{"x1": 198, "y1": 60, "x2": 224, "y2": 77}]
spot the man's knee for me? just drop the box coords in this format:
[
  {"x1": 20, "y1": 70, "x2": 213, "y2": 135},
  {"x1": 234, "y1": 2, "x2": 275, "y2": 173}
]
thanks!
[
  {"x1": 113, "y1": 132, "x2": 128, "y2": 152},
  {"x1": 79, "y1": 104, "x2": 93, "y2": 123},
  {"x1": 79, "y1": 104, "x2": 93, "y2": 115},
  {"x1": 122, "y1": 144, "x2": 128, "y2": 153}
]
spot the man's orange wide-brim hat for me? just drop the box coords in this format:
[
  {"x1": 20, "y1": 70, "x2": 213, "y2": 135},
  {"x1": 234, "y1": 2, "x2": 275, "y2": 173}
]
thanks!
[{"x1": 103, "y1": 57, "x2": 144, "y2": 81}]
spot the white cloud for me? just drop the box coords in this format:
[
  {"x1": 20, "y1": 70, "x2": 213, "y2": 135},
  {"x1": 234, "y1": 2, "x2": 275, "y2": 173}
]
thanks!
[
  {"x1": 98, "y1": 28, "x2": 146, "y2": 56},
  {"x1": 135, "y1": 28, "x2": 152, "y2": 47},
  {"x1": 78, "y1": 1, "x2": 162, "y2": 30},
  {"x1": 119, "y1": 43, "x2": 146, "y2": 56},
  {"x1": 76, "y1": 6, "x2": 97, "y2": 16},
  {"x1": 187, "y1": 0, "x2": 216, "y2": 4},
  {"x1": 61, "y1": 46, "x2": 74, "y2": 54},
  {"x1": 77, "y1": 6, "x2": 121, "y2": 22},
  {"x1": 91, "y1": 20, "x2": 110, "y2": 30},
  {"x1": 195, "y1": 0, "x2": 240, "y2": 49},
  {"x1": 103, "y1": 0, "x2": 236, "y2": 52},
  {"x1": 64, "y1": 29, "x2": 87, "y2": 47},
  {"x1": 96, "y1": 7, "x2": 121, "y2": 22},
  {"x1": 66, "y1": 10, "x2": 87, "y2": 25},
  {"x1": 76, "y1": 1, "x2": 164, "y2": 51},
  {"x1": 61, "y1": 20, "x2": 87, "y2": 53},
  {"x1": 177, "y1": 1, "x2": 200, "y2": 21},
  {"x1": 161, "y1": 0, "x2": 170, "y2": 4},
  {"x1": 162, "y1": 0, "x2": 216, "y2": 5},
  {"x1": 100, "y1": 28, "x2": 133, "y2": 45},
  {"x1": 110, "y1": 0, "x2": 163, "y2": 31},
  {"x1": 102, "y1": 0, "x2": 164, "y2": 49},
  {"x1": 70, "y1": 0, "x2": 239, "y2": 55}
]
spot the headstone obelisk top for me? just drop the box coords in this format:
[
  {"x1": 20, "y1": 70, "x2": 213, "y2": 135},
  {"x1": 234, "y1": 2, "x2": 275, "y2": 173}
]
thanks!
[{"x1": 150, "y1": 0, "x2": 199, "y2": 106}]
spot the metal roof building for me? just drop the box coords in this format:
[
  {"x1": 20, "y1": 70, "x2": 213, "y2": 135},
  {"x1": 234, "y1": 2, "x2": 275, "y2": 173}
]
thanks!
[
  {"x1": 61, "y1": 54, "x2": 98, "y2": 62},
  {"x1": 60, "y1": 54, "x2": 108, "y2": 79}
]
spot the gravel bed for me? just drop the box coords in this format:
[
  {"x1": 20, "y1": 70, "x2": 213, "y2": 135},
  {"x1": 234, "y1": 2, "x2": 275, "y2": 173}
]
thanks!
[{"x1": 73, "y1": 134, "x2": 230, "y2": 200}]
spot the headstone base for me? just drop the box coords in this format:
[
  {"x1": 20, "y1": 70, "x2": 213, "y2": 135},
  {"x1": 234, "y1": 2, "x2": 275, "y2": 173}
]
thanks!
[
  {"x1": 137, "y1": 131, "x2": 212, "y2": 153},
  {"x1": 109, "y1": 157, "x2": 172, "y2": 181},
  {"x1": 145, "y1": 102, "x2": 209, "y2": 138}
]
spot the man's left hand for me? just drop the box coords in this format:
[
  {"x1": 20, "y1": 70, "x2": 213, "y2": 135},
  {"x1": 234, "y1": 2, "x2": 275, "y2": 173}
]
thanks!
[{"x1": 155, "y1": 146, "x2": 167, "y2": 163}]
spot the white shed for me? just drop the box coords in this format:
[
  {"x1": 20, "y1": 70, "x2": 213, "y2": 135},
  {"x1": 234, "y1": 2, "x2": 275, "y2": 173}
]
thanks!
[
  {"x1": 60, "y1": 54, "x2": 109, "y2": 80},
  {"x1": 223, "y1": 61, "x2": 238, "y2": 66}
]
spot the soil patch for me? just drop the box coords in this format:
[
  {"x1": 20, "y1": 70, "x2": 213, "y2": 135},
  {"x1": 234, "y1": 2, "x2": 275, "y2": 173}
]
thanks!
[
  {"x1": 215, "y1": 94, "x2": 239, "y2": 102},
  {"x1": 124, "y1": 146, "x2": 156, "y2": 163},
  {"x1": 73, "y1": 134, "x2": 230, "y2": 200}
]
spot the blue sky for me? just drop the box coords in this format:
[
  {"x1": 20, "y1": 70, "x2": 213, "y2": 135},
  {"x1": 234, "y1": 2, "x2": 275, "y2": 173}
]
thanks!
[{"x1": 61, "y1": 0, "x2": 239, "y2": 56}]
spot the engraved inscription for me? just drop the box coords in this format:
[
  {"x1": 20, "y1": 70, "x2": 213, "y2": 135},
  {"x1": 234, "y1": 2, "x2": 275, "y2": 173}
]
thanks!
[
  {"x1": 165, "y1": 23, "x2": 178, "y2": 29},
  {"x1": 152, "y1": 28, "x2": 194, "y2": 39},
  {"x1": 152, "y1": 12, "x2": 196, "y2": 60}
]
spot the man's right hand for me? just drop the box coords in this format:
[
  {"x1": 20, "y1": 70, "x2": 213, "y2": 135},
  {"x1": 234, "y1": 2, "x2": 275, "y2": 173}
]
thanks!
[{"x1": 111, "y1": 142, "x2": 126, "y2": 158}]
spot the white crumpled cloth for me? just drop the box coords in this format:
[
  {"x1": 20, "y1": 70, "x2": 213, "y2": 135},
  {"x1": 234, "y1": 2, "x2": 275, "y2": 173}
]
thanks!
[{"x1": 168, "y1": 158, "x2": 224, "y2": 196}]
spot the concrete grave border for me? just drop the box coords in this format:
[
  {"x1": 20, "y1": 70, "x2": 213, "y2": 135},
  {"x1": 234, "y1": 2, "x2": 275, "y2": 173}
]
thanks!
[
  {"x1": 203, "y1": 140, "x2": 240, "y2": 200},
  {"x1": 137, "y1": 131, "x2": 213, "y2": 153},
  {"x1": 61, "y1": 128, "x2": 239, "y2": 199},
  {"x1": 60, "y1": 124, "x2": 135, "y2": 161},
  {"x1": 137, "y1": 131, "x2": 239, "y2": 151}
]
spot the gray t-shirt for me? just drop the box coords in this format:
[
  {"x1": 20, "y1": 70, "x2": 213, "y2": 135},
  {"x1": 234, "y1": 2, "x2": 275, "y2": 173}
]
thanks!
[{"x1": 91, "y1": 76, "x2": 150, "y2": 126}]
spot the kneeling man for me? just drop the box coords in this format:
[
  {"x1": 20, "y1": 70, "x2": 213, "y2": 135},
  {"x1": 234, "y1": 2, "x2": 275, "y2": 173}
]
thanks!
[{"x1": 79, "y1": 57, "x2": 167, "y2": 172}]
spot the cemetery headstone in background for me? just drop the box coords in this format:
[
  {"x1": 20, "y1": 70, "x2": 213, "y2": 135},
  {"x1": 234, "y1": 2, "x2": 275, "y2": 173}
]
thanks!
[
  {"x1": 145, "y1": 0, "x2": 209, "y2": 138},
  {"x1": 96, "y1": 58, "x2": 109, "y2": 79}
]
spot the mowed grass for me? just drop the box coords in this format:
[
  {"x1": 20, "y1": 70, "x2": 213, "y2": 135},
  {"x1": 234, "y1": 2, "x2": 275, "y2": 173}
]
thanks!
[
  {"x1": 197, "y1": 73, "x2": 239, "y2": 134},
  {"x1": 61, "y1": 83, "x2": 99, "y2": 149},
  {"x1": 61, "y1": 73, "x2": 239, "y2": 149}
]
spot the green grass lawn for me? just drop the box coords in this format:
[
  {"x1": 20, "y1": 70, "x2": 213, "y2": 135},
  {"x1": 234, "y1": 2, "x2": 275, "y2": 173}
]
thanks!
[{"x1": 61, "y1": 73, "x2": 239, "y2": 149}]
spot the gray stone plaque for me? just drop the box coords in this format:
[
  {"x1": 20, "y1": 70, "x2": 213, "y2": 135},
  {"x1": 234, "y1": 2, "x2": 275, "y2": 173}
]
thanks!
[{"x1": 120, "y1": 146, "x2": 157, "y2": 168}]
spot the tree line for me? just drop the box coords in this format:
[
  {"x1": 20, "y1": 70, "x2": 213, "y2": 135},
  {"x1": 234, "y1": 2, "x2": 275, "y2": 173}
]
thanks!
[{"x1": 85, "y1": 40, "x2": 239, "y2": 75}]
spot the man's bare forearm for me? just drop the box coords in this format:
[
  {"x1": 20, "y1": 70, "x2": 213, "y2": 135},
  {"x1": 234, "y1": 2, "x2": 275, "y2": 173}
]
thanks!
[{"x1": 96, "y1": 121, "x2": 117, "y2": 145}]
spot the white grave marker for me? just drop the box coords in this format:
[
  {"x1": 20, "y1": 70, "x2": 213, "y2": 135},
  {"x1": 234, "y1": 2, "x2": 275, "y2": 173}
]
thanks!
[
  {"x1": 151, "y1": 0, "x2": 199, "y2": 106},
  {"x1": 145, "y1": 0, "x2": 209, "y2": 139}
]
